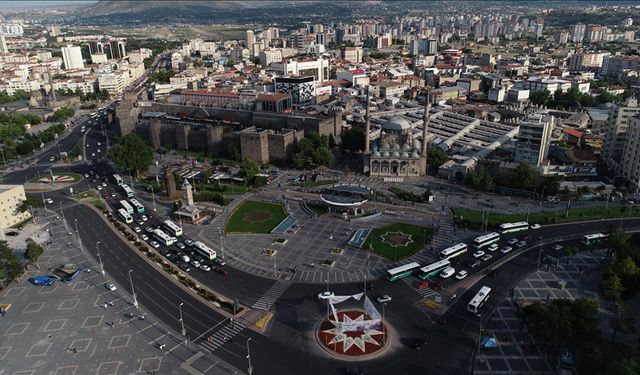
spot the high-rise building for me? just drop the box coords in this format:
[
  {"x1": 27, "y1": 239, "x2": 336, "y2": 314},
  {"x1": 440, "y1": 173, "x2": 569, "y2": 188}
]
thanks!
[
  {"x1": 246, "y1": 30, "x2": 254, "y2": 54},
  {"x1": 514, "y1": 114, "x2": 554, "y2": 166},
  {"x1": 556, "y1": 31, "x2": 569, "y2": 45},
  {"x1": 108, "y1": 39, "x2": 126, "y2": 60},
  {"x1": 570, "y1": 23, "x2": 586, "y2": 43},
  {"x1": 409, "y1": 38, "x2": 437, "y2": 56},
  {"x1": 585, "y1": 24, "x2": 606, "y2": 43},
  {"x1": 618, "y1": 115, "x2": 640, "y2": 193},
  {"x1": 342, "y1": 46, "x2": 363, "y2": 63},
  {"x1": 0, "y1": 35, "x2": 7, "y2": 54},
  {"x1": 315, "y1": 33, "x2": 325, "y2": 46},
  {"x1": 61, "y1": 44, "x2": 84, "y2": 70},
  {"x1": 603, "y1": 98, "x2": 640, "y2": 174}
]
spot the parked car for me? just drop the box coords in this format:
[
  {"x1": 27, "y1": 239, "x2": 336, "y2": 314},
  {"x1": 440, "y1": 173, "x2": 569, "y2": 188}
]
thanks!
[
  {"x1": 472, "y1": 250, "x2": 485, "y2": 258},
  {"x1": 150, "y1": 241, "x2": 160, "y2": 248},
  {"x1": 141, "y1": 215, "x2": 148, "y2": 222},
  {"x1": 516, "y1": 241, "x2": 527, "y2": 248},
  {"x1": 133, "y1": 227, "x2": 141, "y2": 233},
  {"x1": 469, "y1": 260, "x2": 482, "y2": 269},
  {"x1": 488, "y1": 243, "x2": 499, "y2": 252},
  {"x1": 181, "y1": 255, "x2": 190, "y2": 263},
  {"x1": 214, "y1": 257, "x2": 227, "y2": 266},
  {"x1": 440, "y1": 267, "x2": 455, "y2": 278},
  {"x1": 376, "y1": 295, "x2": 392, "y2": 303},
  {"x1": 507, "y1": 238, "x2": 519, "y2": 245},
  {"x1": 140, "y1": 234, "x2": 148, "y2": 241},
  {"x1": 45, "y1": 198, "x2": 53, "y2": 204},
  {"x1": 481, "y1": 254, "x2": 493, "y2": 261},
  {"x1": 145, "y1": 227, "x2": 154, "y2": 233},
  {"x1": 184, "y1": 239, "x2": 194, "y2": 246},
  {"x1": 500, "y1": 246, "x2": 513, "y2": 254},
  {"x1": 214, "y1": 267, "x2": 229, "y2": 276},
  {"x1": 530, "y1": 224, "x2": 541, "y2": 229},
  {"x1": 191, "y1": 260, "x2": 201, "y2": 268},
  {"x1": 455, "y1": 270, "x2": 468, "y2": 280},
  {"x1": 552, "y1": 244, "x2": 564, "y2": 251},
  {"x1": 105, "y1": 283, "x2": 116, "y2": 291},
  {"x1": 175, "y1": 242, "x2": 185, "y2": 250},
  {"x1": 317, "y1": 291, "x2": 335, "y2": 300},
  {"x1": 179, "y1": 263, "x2": 191, "y2": 272}
]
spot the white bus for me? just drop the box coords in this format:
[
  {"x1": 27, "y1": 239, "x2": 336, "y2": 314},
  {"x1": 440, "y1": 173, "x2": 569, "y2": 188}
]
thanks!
[
  {"x1": 499, "y1": 221, "x2": 529, "y2": 234},
  {"x1": 440, "y1": 243, "x2": 468, "y2": 260},
  {"x1": 129, "y1": 198, "x2": 145, "y2": 214},
  {"x1": 119, "y1": 200, "x2": 134, "y2": 214},
  {"x1": 468, "y1": 286, "x2": 492, "y2": 314},
  {"x1": 582, "y1": 233, "x2": 608, "y2": 246},
  {"x1": 193, "y1": 241, "x2": 217, "y2": 261},
  {"x1": 386, "y1": 262, "x2": 421, "y2": 281},
  {"x1": 153, "y1": 229, "x2": 175, "y2": 246},
  {"x1": 163, "y1": 219, "x2": 183, "y2": 236},
  {"x1": 472, "y1": 232, "x2": 501, "y2": 249},
  {"x1": 117, "y1": 208, "x2": 133, "y2": 224},
  {"x1": 120, "y1": 184, "x2": 134, "y2": 198},
  {"x1": 418, "y1": 259, "x2": 452, "y2": 280},
  {"x1": 112, "y1": 174, "x2": 124, "y2": 186}
]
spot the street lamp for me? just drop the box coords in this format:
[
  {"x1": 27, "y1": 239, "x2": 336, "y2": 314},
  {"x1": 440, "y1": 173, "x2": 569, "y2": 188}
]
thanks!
[
  {"x1": 179, "y1": 302, "x2": 186, "y2": 336},
  {"x1": 128, "y1": 269, "x2": 138, "y2": 308},
  {"x1": 73, "y1": 218, "x2": 80, "y2": 237},
  {"x1": 96, "y1": 241, "x2": 105, "y2": 275},
  {"x1": 150, "y1": 186, "x2": 157, "y2": 212},
  {"x1": 246, "y1": 338, "x2": 253, "y2": 375}
]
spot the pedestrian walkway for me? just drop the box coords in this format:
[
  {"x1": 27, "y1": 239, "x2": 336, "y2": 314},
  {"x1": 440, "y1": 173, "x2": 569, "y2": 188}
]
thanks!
[
  {"x1": 402, "y1": 275, "x2": 439, "y2": 299},
  {"x1": 251, "y1": 280, "x2": 291, "y2": 311},
  {"x1": 199, "y1": 320, "x2": 246, "y2": 353}
]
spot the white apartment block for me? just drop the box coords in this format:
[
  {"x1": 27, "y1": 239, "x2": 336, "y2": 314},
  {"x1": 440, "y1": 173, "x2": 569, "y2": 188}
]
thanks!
[
  {"x1": 97, "y1": 71, "x2": 127, "y2": 95},
  {"x1": 0, "y1": 77, "x2": 40, "y2": 95},
  {"x1": 618, "y1": 115, "x2": 640, "y2": 193},
  {"x1": 270, "y1": 57, "x2": 330, "y2": 82},
  {"x1": 514, "y1": 114, "x2": 554, "y2": 166},
  {"x1": 61, "y1": 44, "x2": 84, "y2": 70},
  {"x1": 53, "y1": 77, "x2": 97, "y2": 95},
  {"x1": 91, "y1": 52, "x2": 108, "y2": 64},
  {"x1": 603, "y1": 98, "x2": 640, "y2": 174},
  {"x1": 523, "y1": 77, "x2": 572, "y2": 93}
]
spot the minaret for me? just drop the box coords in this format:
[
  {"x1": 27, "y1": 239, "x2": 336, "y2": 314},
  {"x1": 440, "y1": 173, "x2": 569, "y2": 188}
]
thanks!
[
  {"x1": 421, "y1": 93, "x2": 430, "y2": 168},
  {"x1": 364, "y1": 85, "x2": 371, "y2": 154}
]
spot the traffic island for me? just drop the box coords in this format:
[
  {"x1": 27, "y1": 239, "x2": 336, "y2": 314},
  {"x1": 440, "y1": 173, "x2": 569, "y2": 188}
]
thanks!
[
  {"x1": 316, "y1": 310, "x2": 390, "y2": 359},
  {"x1": 224, "y1": 200, "x2": 288, "y2": 234},
  {"x1": 361, "y1": 223, "x2": 433, "y2": 261},
  {"x1": 25, "y1": 172, "x2": 84, "y2": 192}
]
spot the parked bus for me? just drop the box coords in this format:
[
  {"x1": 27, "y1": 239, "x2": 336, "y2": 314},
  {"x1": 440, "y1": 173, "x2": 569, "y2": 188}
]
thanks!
[
  {"x1": 472, "y1": 232, "x2": 501, "y2": 249},
  {"x1": 112, "y1": 174, "x2": 124, "y2": 186},
  {"x1": 163, "y1": 219, "x2": 183, "y2": 236},
  {"x1": 193, "y1": 241, "x2": 217, "y2": 261},
  {"x1": 117, "y1": 208, "x2": 133, "y2": 224},
  {"x1": 499, "y1": 221, "x2": 529, "y2": 234},
  {"x1": 385, "y1": 262, "x2": 421, "y2": 281},
  {"x1": 153, "y1": 229, "x2": 175, "y2": 246},
  {"x1": 418, "y1": 259, "x2": 452, "y2": 280},
  {"x1": 120, "y1": 184, "x2": 134, "y2": 198},
  {"x1": 129, "y1": 198, "x2": 145, "y2": 214},
  {"x1": 440, "y1": 243, "x2": 468, "y2": 260},
  {"x1": 582, "y1": 233, "x2": 608, "y2": 246},
  {"x1": 468, "y1": 286, "x2": 492, "y2": 314},
  {"x1": 119, "y1": 200, "x2": 134, "y2": 214}
]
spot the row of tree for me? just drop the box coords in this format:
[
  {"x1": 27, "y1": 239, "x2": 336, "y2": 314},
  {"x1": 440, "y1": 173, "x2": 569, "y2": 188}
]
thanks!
[
  {"x1": 530, "y1": 86, "x2": 632, "y2": 110},
  {"x1": 55, "y1": 88, "x2": 110, "y2": 102},
  {"x1": 601, "y1": 230, "x2": 640, "y2": 302},
  {"x1": 465, "y1": 161, "x2": 562, "y2": 197},
  {"x1": 0, "y1": 89, "x2": 30, "y2": 104}
]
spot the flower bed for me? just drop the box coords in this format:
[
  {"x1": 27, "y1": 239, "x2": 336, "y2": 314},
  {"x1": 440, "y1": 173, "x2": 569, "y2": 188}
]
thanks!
[{"x1": 262, "y1": 248, "x2": 277, "y2": 257}]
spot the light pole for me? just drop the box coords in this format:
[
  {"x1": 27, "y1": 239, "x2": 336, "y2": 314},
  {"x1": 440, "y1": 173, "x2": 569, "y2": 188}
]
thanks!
[
  {"x1": 96, "y1": 241, "x2": 105, "y2": 275},
  {"x1": 179, "y1": 302, "x2": 186, "y2": 336},
  {"x1": 273, "y1": 251, "x2": 277, "y2": 277},
  {"x1": 150, "y1": 186, "x2": 157, "y2": 212},
  {"x1": 220, "y1": 235, "x2": 224, "y2": 259},
  {"x1": 246, "y1": 338, "x2": 253, "y2": 375},
  {"x1": 73, "y1": 218, "x2": 79, "y2": 237},
  {"x1": 128, "y1": 269, "x2": 138, "y2": 308}
]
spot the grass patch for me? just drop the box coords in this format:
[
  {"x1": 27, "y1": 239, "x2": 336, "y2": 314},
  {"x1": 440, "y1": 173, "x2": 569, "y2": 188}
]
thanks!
[
  {"x1": 293, "y1": 179, "x2": 338, "y2": 188},
  {"x1": 452, "y1": 205, "x2": 640, "y2": 229},
  {"x1": 90, "y1": 200, "x2": 107, "y2": 210},
  {"x1": 362, "y1": 223, "x2": 433, "y2": 261},
  {"x1": 225, "y1": 200, "x2": 287, "y2": 234},
  {"x1": 78, "y1": 190, "x2": 98, "y2": 199}
]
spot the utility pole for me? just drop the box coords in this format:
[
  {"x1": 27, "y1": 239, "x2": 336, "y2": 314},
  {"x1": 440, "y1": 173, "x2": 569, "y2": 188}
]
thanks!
[
  {"x1": 246, "y1": 338, "x2": 253, "y2": 375},
  {"x1": 96, "y1": 241, "x2": 105, "y2": 275},
  {"x1": 128, "y1": 269, "x2": 138, "y2": 308},
  {"x1": 179, "y1": 302, "x2": 186, "y2": 337}
]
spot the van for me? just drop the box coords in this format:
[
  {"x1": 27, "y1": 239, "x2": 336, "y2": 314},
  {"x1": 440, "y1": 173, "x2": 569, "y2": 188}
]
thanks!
[{"x1": 440, "y1": 267, "x2": 455, "y2": 279}]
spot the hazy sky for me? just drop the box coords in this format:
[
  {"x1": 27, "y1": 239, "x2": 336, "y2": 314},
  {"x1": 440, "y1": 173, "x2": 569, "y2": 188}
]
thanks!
[{"x1": 0, "y1": 1, "x2": 96, "y2": 9}]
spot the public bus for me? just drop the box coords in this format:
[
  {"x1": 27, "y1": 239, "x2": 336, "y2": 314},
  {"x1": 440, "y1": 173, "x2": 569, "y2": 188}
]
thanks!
[
  {"x1": 468, "y1": 286, "x2": 492, "y2": 314},
  {"x1": 385, "y1": 262, "x2": 421, "y2": 281},
  {"x1": 112, "y1": 174, "x2": 124, "y2": 186},
  {"x1": 440, "y1": 243, "x2": 468, "y2": 260},
  {"x1": 120, "y1": 184, "x2": 134, "y2": 198},
  {"x1": 119, "y1": 200, "x2": 134, "y2": 214},
  {"x1": 129, "y1": 198, "x2": 145, "y2": 214},
  {"x1": 153, "y1": 229, "x2": 175, "y2": 246},
  {"x1": 499, "y1": 221, "x2": 529, "y2": 235},
  {"x1": 472, "y1": 232, "x2": 501, "y2": 249},
  {"x1": 163, "y1": 219, "x2": 183, "y2": 236},
  {"x1": 418, "y1": 259, "x2": 452, "y2": 280},
  {"x1": 582, "y1": 233, "x2": 608, "y2": 246},
  {"x1": 193, "y1": 241, "x2": 217, "y2": 261},
  {"x1": 117, "y1": 208, "x2": 133, "y2": 224}
]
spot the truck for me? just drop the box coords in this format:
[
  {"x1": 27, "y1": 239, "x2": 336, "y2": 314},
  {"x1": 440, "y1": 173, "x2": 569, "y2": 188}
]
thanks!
[{"x1": 31, "y1": 276, "x2": 55, "y2": 286}]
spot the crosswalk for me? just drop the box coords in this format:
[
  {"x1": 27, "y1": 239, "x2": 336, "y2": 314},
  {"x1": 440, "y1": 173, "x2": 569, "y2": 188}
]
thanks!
[
  {"x1": 251, "y1": 280, "x2": 291, "y2": 311},
  {"x1": 199, "y1": 320, "x2": 246, "y2": 353},
  {"x1": 402, "y1": 275, "x2": 439, "y2": 299}
]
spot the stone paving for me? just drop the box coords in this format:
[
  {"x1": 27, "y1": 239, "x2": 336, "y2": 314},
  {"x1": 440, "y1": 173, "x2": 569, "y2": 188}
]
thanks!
[{"x1": 473, "y1": 248, "x2": 609, "y2": 375}]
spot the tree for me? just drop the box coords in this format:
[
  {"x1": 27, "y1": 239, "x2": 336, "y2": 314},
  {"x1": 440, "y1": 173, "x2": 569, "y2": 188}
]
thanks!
[
  {"x1": 530, "y1": 90, "x2": 551, "y2": 107},
  {"x1": 340, "y1": 126, "x2": 365, "y2": 153},
  {"x1": 25, "y1": 239, "x2": 43, "y2": 266},
  {"x1": 53, "y1": 107, "x2": 75, "y2": 121},
  {"x1": 292, "y1": 132, "x2": 334, "y2": 169},
  {"x1": 238, "y1": 158, "x2": 260, "y2": 183},
  {"x1": 601, "y1": 274, "x2": 624, "y2": 302},
  {"x1": 428, "y1": 148, "x2": 448, "y2": 174},
  {"x1": 108, "y1": 134, "x2": 154, "y2": 178},
  {"x1": 509, "y1": 162, "x2": 538, "y2": 189},
  {"x1": 0, "y1": 240, "x2": 23, "y2": 282},
  {"x1": 542, "y1": 175, "x2": 562, "y2": 197},
  {"x1": 465, "y1": 166, "x2": 493, "y2": 192}
]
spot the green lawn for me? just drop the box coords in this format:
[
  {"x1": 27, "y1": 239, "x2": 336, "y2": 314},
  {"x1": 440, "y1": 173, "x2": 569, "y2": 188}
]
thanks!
[
  {"x1": 78, "y1": 190, "x2": 98, "y2": 199},
  {"x1": 362, "y1": 223, "x2": 433, "y2": 261},
  {"x1": 225, "y1": 200, "x2": 288, "y2": 234},
  {"x1": 452, "y1": 205, "x2": 640, "y2": 229}
]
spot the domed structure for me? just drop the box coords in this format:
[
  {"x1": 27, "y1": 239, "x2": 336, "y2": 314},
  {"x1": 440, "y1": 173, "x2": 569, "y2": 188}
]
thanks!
[{"x1": 383, "y1": 117, "x2": 412, "y2": 132}]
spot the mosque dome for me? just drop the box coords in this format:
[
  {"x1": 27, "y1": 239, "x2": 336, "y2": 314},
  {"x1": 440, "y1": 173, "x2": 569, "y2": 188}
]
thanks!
[
  {"x1": 393, "y1": 151, "x2": 400, "y2": 158},
  {"x1": 382, "y1": 117, "x2": 411, "y2": 132},
  {"x1": 402, "y1": 151, "x2": 410, "y2": 158},
  {"x1": 382, "y1": 151, "x2": 390, "y2": 158}
]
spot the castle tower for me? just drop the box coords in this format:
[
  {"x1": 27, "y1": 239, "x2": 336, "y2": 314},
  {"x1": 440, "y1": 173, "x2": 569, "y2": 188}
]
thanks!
[
  {"x1": 364, "y1": 85, "x2": 371, "y2": 154},
  {"x1": 182, "y1": 179, "x2": 194, "y2": 206},
  {"x1": 165, "y1": 169, "x2": 176, "y2": 197}
]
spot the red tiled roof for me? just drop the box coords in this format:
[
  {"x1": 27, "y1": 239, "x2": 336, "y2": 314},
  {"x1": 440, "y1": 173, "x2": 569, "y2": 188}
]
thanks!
[
  {"x1": 256, "y1": 92, "x2": 290, "y2": 101},
  {"x1": 564, "y1": 128, "x2": 583, "y2": 138}
]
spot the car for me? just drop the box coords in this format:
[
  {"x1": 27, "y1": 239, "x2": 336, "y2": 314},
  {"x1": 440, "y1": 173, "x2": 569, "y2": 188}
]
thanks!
[
  {"x1": 160, "y1": 249, "x2": 171, "y2": 257},
  {"x1": 145, "y1": 227, "x2": 154, "y2": 233},
  {"x1": 413, "y1": 338, "x2": 427, "y2": 350},
  {"x1": 96, "y1": 185, "x2": 102, "y2": 191},
  {"x1": 530, "y1": 223, "x2": 541, "y2": 229},
  {"x1": 150, "y1": 241, "x2": 160, "y2": 248},
  {"x1": 97, "y1": 142, "x2": 101, "y2": 146},
  {"x1": 376, "y1": 295, "x2": 392, "y2": 304},
  {"x1": 105, "y1": 283, "x2": 116, "y2": 291},
  {"x1": 175, "y1": 242, "x2": 185, "y2": 250},
  {"x1": 455, "y1": 270, "x2": 468, "y2": 280},
  {"x1": 472, "y1": 250, "x2": 485, "y2": 258},
  {"x1": 49, "y1": 156, "x2": 56, "y2": 162},
  {"x1": 84, "y1": 174, "x2": 90, "y2": 178},
  {"x1": 200, "y1": 264, "x2": 211, "y2": 272},
  {"x1": 507, "y1": 238, "x2": 519, "y2": 245},
  {"x1": 214, "y1": 267, "x2": 229, "y2": 276},
  {"x1": 133, "y1": 226, "x2": 141, "y2": 233},
  {"x1": 44, "y1": 198, "x2": 53, "y2": 204},
  {"x1": 416, "y1": 280, "x2": 430, "y2": 289},
  {"x1": 469, "y1": 260, "x2": 482, "y2": 269},
  {"x1": 102, "y1": 182, "x2": 107, "y2": 187},
  {"x1": 141, "y1": 215, "x2": 148, "y2": 222},
  {"x1": 184, "y1": 239, "x2": 194, "y2": 246},
  {"x1": 500, "y1": 246, "x2": 513, "y2": 254},
  {"x1": 181, "y1": 255, "x2": 190, "y2": 263},
  {"x1": 191, "y1": 260, "x2": 201, "y2": 268},
  {"x1": 481, "y1": 254, "x2": 493, "y2": 261},
  {"x1": 214, "y1": 257, "x2": 227, "y2": 266},
  {"x1": 136, "y1": 219, "x2": 144, "y2": 225},
  {"x1": 103, "y1": 193, "x2": 110, "y2": 199},
  {"x1": 488, "y1": 243, "x2": 499, "y2": 252},
  {"x1": 140, "y1": 234, "x2": 148, "y2": 241},
  {"x1": 440, "y1": 266, "x2": 456, "y2": 278},
  {"x1": 97, "y1": 149, "x2": 101, "y2": 153},
  {"x1": 516, "y1": 241, "x2": 527, "y2": 248},
  {"x1": 91, "y1": 153, "x2": 95, "y2": 157},
  {"x1": 552, "y1": 244, "x2": 564, "y2": 251},
  {"x1": 317, "y1": 291, "x2": 335, "y2": 300},
  {"x1": 179, "y1": 263, "x2": 191, "y2": 272}
]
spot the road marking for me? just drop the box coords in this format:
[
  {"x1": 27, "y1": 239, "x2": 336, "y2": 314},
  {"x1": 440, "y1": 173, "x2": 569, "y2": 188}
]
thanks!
[
  {"x1": 147, "y1": 333, "x2": 167, "y2": 344},
  {"x1": 137, "y1": 322, "x2": 156, "y2": 334}
]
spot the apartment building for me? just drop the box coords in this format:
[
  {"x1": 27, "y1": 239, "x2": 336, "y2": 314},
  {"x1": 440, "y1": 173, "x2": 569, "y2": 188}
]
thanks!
[
  {"x1": 602, "y1": 98, "x2": 640, "y2": 174},
  {"x1": 514, "y1": 114, "x2": 555, "y2": 166}
]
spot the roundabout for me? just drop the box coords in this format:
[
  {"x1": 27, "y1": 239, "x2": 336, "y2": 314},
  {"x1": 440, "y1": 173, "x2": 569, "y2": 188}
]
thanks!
[{"x1": 317, "y1": 309, "x2": 389, "y2": 359}]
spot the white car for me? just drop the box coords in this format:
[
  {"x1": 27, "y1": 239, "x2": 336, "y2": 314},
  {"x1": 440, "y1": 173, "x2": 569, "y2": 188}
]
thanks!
[
  {"x1": 376, "y1": 295, "x2": 392, "y2": 304},
  {"x1": 191, "y1": 260, "x2": 201, "y2": 268},
  {"x1": 97, "y1": 149, "x2": 101, "y2": 153},
  {"x1": 150, "y1": 241, "x2": 160, "y2": 248},
  {"x1": 105, "y1": 283, "x2": 116, "y2": 291},
  {"x1": 507, "y1": 238, "x2": 519, "y2": 245},
  {"x1": 472, "y1": 250, "x2": 485, "y2": 259},
  {"x1": 455, "y1": 270, "x2": 468, "y2": 280},
  {"x1": 317, "y1": 291, "x2": 335, "y2": 300},
  {"x1": 181, "y1": 255, "x2": 190, "y2": 263},
  {"x1": 516, "y1": 241, "x2": 527, "y2": 248},
  {"x1": 102, "y1": 182, "x2": 107, "y2": 187},
  {"x1": 141, "y1": 215, "x2": 148, "y2": 222},
  {"x1": 500, "y1": 246, "x2": 513, "y2": 254},
  {"x1": 97, "y1": 142, "x2": 101, "y2": 146},
  {"x1": 530, "y1": 224, "x2": 541, "y2": 229},
  {"x1": 440, "y1": 267, "x2": 455, "y2": 279},
  {"x1": 91, "y1": 153, "x2": 96, "y2": 157},
  {"x1": 552, "y1": 244, "x2": 564, "y2": 251},
  {"x1": 133, "y1": 227, "x2": 141, "y2": 233},
  {"x1": 140, "y1": 234, "x2": 148, "y2": 241},
  {"x1": 45, "y1": 198, "x2": 53, "y2": 204},
  {"x1": 84, "y1": 174, "x2": 90, "y2": 178},
  {"x1": 96, "y1": 185, "x2": 102, "y2": 191},
  {"x1": 488, "y1": 243, "x2": 499, "y2": 252},
  {"x1": 200, "y1": 264, "x2": 211, "y2": 272}
]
